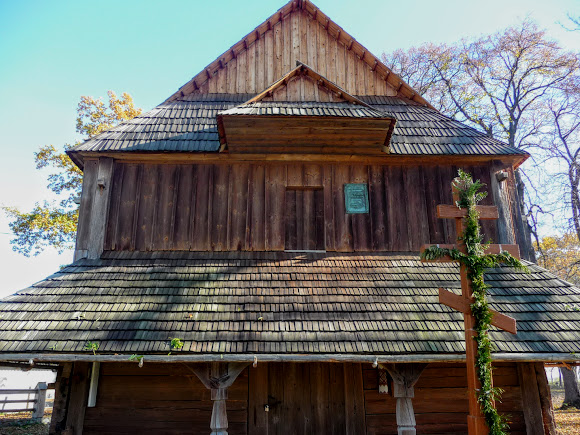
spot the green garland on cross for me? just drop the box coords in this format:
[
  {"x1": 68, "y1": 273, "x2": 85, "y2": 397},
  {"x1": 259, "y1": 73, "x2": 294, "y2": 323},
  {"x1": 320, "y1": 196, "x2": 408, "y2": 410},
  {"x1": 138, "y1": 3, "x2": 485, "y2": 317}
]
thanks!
[{"x1": 421, "y1": 169, "x2": 527, "y2": 435}]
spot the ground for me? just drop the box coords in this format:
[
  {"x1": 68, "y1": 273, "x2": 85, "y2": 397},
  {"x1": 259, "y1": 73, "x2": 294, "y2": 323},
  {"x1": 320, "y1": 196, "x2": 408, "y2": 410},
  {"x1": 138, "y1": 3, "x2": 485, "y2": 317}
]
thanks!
[
  {"x1": 0, "y1": 411, "x2": 49, "y2": 435},
  {"x1": 551, "y1": 388, "x2": 580, "y2": 435}
]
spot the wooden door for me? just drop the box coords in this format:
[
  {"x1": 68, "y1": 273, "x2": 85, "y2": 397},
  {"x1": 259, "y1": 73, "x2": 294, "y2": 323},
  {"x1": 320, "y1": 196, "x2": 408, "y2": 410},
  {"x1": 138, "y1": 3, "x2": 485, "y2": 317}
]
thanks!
[{"x1": 248, "y1": 362, "x2": 365, "y2": 435}]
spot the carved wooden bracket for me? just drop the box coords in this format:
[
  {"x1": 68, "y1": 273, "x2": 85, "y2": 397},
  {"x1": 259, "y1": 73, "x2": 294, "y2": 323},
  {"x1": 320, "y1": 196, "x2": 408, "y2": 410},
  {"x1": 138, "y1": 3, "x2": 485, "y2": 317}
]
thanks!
[
  {"x1": 381, "y1": 363, "x2": 427, "y2": 435},
  {"x1": 192, "y1": 362, "x2": 248, "y2": 435}
]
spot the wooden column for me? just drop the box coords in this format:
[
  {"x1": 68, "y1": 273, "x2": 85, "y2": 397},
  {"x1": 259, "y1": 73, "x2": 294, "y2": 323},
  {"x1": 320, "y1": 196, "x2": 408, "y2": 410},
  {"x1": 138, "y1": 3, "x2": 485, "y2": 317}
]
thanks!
[
  {"x1": 63, "y1": 362, "x2": 91, "y2": 435},
  {"x1": 74, "y1": 157, "x2": 114, "y2": 261},
  {"x1": 49, "y1": 363, "x2": 72, "y2": 435},
  {"x1": 489, "y1": 163, "x2": 516, "y2": 245},
  {"x1": 517, "y1": 362, "x2": 545, "y2": 435},
  {"x1": 382, "y1": 363, "x2": 427, "y2": 435},
  {"x1": 192, "y1": 362, "x2": 248, "y2": 435},
  {"x1": 534, "y1": 363, "x2": 557, "y2": 435}
]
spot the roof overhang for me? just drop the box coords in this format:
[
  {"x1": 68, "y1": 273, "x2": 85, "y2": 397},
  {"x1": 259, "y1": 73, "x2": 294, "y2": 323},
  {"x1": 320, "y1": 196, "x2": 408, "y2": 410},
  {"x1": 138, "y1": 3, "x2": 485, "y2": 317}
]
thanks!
[
  {"x1": 1, "y1": 353, "x2": 579, "y2": 364},
  {"x1": 216, "y1": 62, "x2": 397, "y2": 155},
  {"x1": 68, "y1": 150, "x2": 528, "y2": 168},
  {"x1": 217, "y1": 114, "x2": 396, "y2": 155}
]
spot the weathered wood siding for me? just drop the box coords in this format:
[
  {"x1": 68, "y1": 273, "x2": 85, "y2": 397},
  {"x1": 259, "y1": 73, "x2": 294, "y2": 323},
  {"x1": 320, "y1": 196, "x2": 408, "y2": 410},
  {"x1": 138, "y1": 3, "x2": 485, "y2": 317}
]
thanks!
[
  {"x1": 77, "y1": 362, "x2": 538, "y2": 434},
  {"x1": 194, "y1": 10, "x2": 397, "y2": 97},
  {"x1": 248, "y1": 362, "x2": 366, "y2": 435},
  {"x1": 363, "y1": 362, "x2": 526, "y2": 435},
  {"x1": 83, "y1": 363, "x2": 248, "y2": 435},
  {"x1": 103, "y1": 162, "x2": 498, "y2": 252}
]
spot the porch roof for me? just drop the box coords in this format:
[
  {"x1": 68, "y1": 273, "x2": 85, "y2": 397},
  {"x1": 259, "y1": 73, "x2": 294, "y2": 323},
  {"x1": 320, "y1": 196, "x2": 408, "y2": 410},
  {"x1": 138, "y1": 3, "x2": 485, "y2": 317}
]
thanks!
[{"x1": 1, "y1": 251, "x2": 579, "y2": 359}]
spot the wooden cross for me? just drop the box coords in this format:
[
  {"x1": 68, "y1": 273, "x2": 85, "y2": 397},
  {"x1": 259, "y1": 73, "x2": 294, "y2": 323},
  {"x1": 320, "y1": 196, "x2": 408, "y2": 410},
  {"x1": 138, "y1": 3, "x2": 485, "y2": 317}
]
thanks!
[{"x1": 421, "y1": 186, "x2": 519, "y2": 435}]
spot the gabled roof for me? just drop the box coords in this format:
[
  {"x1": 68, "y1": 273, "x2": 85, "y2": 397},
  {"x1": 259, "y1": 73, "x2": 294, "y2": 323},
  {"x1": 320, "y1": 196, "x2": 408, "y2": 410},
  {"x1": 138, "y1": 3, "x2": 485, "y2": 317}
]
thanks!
[
  {"x1": 67, "y1": 0, "x2": 530, "y2": 168},
  {"x1": 216, "y1": 62, "x2": 397, "y2": 154},
  {"x1": 244, "y1": 61, "x2": 377, "y2": 107},
  {"x1": 1, "y1": 251, "x2": 579, "y2": 360},
  {"x1": 217, "y1": 62, "x2": 391, "y2": 118},
  {"x1": 164, "y1": 0, "x2": 432, "y2": 108}
]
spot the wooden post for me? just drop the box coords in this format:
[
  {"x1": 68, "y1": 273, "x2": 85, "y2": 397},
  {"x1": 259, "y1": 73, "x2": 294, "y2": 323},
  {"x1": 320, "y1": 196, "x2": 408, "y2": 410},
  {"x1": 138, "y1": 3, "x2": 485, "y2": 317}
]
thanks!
[
  {"x1": 74, "y1": 157, "x2": 114, "y2": 261},
  {"x1": 211, "y1": 386, "x2": 229, "y2": 435},
  {"x1": 32, "y1": 382, "x2": 47, "y2": 422},
  {"x1": 382, "y1": 363, "x2": 427, "y2": 435},
  {"x1": 87, "y1": 362, "x2": 100, "y2": 408},
  {"x1": 518, "y1": 363, "x2": 545, "y2": 435},
  {"x1": 192, "y1": 362, "x2": 248, "y2": 435},
  {"x1": 534, "y1": 363, "x2": 557, "y2": 435},
  {"x1": 64, "y1": 362, "x2": 91, "y2": 435},
  {"x1": 49, "y1": 363, "x2": 73, "y2": 435},
  {"x1": 489, "y1": 163, "x2": 516, "y2": 245}
]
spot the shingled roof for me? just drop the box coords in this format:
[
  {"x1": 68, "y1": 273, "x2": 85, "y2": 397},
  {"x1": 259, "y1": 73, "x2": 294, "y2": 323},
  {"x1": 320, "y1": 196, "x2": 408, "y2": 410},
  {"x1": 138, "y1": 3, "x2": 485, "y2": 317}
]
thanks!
[
  {"x1": 1, "y1": 251, "x2": 579, "y2": 361},
  {"x1": 68, "y1": 94, "x2": 527, "y2": 167}
]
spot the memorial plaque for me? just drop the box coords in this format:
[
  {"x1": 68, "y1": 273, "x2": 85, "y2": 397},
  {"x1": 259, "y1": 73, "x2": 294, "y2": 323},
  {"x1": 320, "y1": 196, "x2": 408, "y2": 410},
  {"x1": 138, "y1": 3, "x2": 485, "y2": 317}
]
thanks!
[{"x1": 344, "y1": 183, "x2": 369, "y2": 214}]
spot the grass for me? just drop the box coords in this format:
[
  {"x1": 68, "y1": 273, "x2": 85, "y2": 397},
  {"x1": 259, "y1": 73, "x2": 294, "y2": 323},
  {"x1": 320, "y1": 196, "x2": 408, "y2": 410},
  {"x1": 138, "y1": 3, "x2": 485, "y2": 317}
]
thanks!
[{"x1": 0, "y1": 411, "x2": 50, "y2": 435}]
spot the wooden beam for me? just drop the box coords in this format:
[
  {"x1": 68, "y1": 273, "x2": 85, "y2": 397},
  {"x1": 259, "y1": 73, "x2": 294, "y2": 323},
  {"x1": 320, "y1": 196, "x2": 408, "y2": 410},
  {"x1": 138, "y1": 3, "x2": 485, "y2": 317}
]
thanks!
[
  {"x1": 71, "y1": 150, "x2": 525, "y2": 168},
  {"x1": 3, "y1": 352, "x2": 580, "y2": 364},
  {"x1": 87, "y1": 158, "x2": 113, "y2": 260},
  {"x1": 244, "y1": 61, "x2": 378, "y2": 108},
  {"x1": 32, "y1": 382, "x2": 47, "y2": 422},
  {"x1": 437, "y1": 204, "x2": 499, "y2": 220},
  {"x1": 421, "y1": 243, "x2": 521, "y2": 261},
  {"x1": 439, "y1": 288, "x2": 517, "y2": 334},
  {"x1": 192, "y1": 362, "x2": 249, "y2": 435},
  {"x1": 490, "y1": 164, "x2": 517, "y2": 245}
]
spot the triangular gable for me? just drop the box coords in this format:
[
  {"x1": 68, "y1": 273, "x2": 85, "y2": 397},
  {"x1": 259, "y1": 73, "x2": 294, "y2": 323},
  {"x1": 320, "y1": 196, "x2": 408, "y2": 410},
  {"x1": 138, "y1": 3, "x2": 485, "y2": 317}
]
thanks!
[
  {"x1": 165, "y1": 0, "x2": 432, "y2": 108},
  {"x1": 247, "y1": 61, "x2": 374, "y2": 105}
]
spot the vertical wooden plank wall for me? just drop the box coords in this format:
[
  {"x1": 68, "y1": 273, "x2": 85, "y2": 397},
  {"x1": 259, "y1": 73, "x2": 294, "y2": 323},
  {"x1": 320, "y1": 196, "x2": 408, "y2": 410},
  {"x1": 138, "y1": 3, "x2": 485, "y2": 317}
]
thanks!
[
  {"x1": 75, "y1": 157, "x2": 114, "y2": 261},
  {"x1": 363, "y1": 362, "x2": 526, "y2": 435},
  {"x1": 197, "y1": 9, "x2": 396, "y2": 97},
  {"x1": 247, "y1": 362, "x2": 365, "y2": 435},
  {"x1": 82, "y1": 363, "x2": 248, "y2": 435},
  {"x1": 103, "y1": 162, "x2": 499, "y2": 253}
]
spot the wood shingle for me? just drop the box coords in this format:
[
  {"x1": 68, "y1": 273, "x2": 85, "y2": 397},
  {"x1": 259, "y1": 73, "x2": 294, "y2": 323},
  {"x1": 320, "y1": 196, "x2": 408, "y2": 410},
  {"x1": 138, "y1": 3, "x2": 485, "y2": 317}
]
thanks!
[{"x1": 1, "y1": 251, "x2": 579, "y2": 358}]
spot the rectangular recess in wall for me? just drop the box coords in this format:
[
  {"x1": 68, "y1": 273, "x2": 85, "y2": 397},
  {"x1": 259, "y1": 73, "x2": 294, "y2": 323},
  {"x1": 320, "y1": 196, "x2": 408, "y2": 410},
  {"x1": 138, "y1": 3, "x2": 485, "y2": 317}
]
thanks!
[{"x1": 284, "y1": 187, "x2": 325, "y2": 251}]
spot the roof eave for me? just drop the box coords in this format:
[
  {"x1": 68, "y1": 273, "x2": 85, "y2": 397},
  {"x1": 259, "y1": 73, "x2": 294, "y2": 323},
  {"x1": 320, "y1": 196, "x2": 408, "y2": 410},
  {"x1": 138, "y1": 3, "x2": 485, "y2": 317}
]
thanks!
[
  {"x1": 67, "y1": 149, "x2": 85, "y2": 171},
  {"x1": 69, "y1": 150, "x2": 529, "y2": 166},
  {"x1": 1, "y1": 352, "x2": 578, "y2": 364}
]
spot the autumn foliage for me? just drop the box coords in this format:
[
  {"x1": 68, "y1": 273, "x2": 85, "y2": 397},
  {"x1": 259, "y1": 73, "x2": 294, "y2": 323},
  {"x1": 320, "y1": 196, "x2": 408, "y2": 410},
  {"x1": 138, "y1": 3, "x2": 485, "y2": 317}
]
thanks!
[{"x1": 3, "y1": 91, "x2": 141, "y2": 256}]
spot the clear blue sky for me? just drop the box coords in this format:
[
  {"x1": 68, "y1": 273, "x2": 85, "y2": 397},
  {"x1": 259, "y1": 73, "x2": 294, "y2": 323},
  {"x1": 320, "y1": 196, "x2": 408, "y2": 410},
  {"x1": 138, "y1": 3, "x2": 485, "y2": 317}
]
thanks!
[{"x1": 0, "y1": 0, "x2": 578, "y2": 298}]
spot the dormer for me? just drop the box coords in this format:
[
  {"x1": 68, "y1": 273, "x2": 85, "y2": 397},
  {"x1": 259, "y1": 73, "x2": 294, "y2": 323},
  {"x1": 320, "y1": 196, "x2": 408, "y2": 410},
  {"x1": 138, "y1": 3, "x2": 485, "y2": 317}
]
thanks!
[{"x1": 217, "y1": 62, "x2": 396, "y2": 155}]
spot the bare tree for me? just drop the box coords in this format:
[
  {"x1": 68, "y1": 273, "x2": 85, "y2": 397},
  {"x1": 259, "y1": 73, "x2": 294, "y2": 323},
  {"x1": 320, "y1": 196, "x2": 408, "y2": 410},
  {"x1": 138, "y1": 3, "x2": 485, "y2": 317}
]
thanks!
[
  {"x1": 381, "y1": 44, "x2": 455, "y2": 114},
  {"x1": 383, "y1": 19, "x2": 579, "y2": 260},
  {"x1": 537, "y1": 80, "x2": 580, "y2": 240},
  {"x1": 562, "y1": 13, "x2": 580, "y2": 32}
]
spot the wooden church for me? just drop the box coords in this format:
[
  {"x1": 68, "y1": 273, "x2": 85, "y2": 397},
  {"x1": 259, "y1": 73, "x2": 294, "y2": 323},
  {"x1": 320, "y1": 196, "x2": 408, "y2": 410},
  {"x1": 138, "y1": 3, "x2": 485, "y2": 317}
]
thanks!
[{"x1": 1, "y1": 1, "x2": 580, "y2": 434}]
